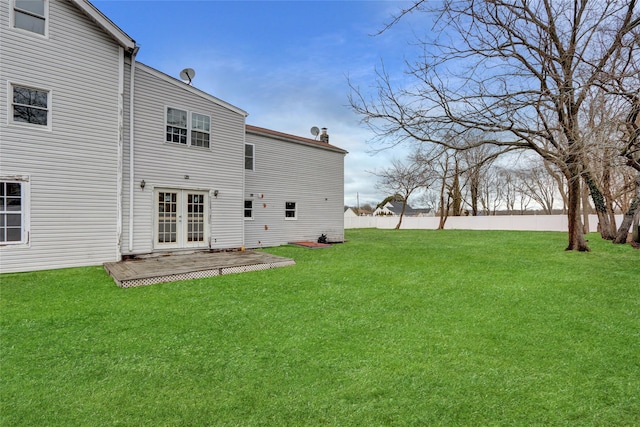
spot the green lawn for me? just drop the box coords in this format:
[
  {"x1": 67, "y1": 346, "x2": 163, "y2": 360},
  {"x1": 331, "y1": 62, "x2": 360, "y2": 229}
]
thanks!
[{"x1": 1, "y1": 229, "x2": 638, "y2": 426}]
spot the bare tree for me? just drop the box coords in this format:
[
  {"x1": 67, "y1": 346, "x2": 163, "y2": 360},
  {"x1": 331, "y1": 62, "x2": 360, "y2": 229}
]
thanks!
[
  {"x1": 373, "y1": 155, "x2": 435, "y2": 229},
  {"x1": 608, "y1": 46, "x2": 640, "y2": 243},
  {"x1": 515, "y1": 160, "x2": 561, "y2": 215},
  {"x1": 459, "y1": 144, "x2": 501, "y2": 215},
  {"x1": 519, "y1": 188, "x2": 533, "y2": 214},
  {"x1": 414, "y1": 147, "x2": 460, "y2": 228},
  {"x1": 580, "y1": 30, "x2": 640, "y2": 243},
  {"x1": 418, "y1": 188, "x2": 440, "y2": 213},
  {"x1": 350, "y1": 0, "x2": 639, "y2": 251},
  {"x1": 478, "y1": 167, "x2": 504, "y2": 215},
  {"x1": 580, "y1": 88, "x2": 627, "y2": 239},
  {"x1": 499, "y1": 168, "x2": 519, "y2": 215}
]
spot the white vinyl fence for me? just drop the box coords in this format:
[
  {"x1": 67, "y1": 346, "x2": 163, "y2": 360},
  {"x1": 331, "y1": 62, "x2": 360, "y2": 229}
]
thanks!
[{"x1": 345, "y1": 214, "x2": 623, "y2": 233}]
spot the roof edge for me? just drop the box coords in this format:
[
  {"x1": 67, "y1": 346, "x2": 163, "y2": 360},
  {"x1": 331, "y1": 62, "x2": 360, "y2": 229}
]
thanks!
[
  {"x1": 135, "y1": 62, "x2": 249, "y2": 117},
  {"x1": 246, "y1": 125, "x2": 348, "y2": 154},
  {"x1": 71, "y1": 0, "x2": 136, "y2": 51}
]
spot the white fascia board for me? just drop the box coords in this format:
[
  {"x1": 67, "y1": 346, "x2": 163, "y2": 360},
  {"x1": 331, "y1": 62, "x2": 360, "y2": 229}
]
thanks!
[
  {"x1": 70, "y1": 0, "x2": 137, "y2": 51},
  {"x1": 246, "y1": 126, "x2": 349, "y2": 155},
  {"x1": 136, "y1": 62, "x2": 249, "y2": 117}
]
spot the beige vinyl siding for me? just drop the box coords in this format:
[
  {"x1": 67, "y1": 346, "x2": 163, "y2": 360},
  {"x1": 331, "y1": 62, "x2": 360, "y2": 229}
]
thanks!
[
  {"x1": 121, "y1": 64, "x2": 246, "y2": 255},
  {"x1": 0, "y1": 0, "x2": 125, "y2": 272},
  {"x1": 244, "y1": 131, "x2": 345, "y2": 247}
]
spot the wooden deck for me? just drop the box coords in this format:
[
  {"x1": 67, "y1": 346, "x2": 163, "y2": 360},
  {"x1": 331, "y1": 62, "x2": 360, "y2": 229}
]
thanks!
[{"x1": 104, "y1": 250, "x2": 295, "y2": 288}]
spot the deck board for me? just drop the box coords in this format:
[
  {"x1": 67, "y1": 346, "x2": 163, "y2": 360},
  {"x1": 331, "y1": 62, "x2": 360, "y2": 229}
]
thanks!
[{"x1": 104, "y1": 251, "x2": 295, "y2": 287}]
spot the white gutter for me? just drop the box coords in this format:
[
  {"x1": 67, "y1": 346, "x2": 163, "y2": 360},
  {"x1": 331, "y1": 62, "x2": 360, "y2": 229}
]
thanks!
[{"x1": 128, "y1": 48, "x2": 138, "y2": 252}]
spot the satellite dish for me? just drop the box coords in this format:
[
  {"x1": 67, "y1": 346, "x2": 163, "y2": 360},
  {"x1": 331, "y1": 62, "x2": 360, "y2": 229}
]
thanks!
[
  {"x1": 310, "y1": 126, "x2": 320, "y2": 138},
  {"x1": 180, "y1": 68, "x2": 196, "y2": 85}
]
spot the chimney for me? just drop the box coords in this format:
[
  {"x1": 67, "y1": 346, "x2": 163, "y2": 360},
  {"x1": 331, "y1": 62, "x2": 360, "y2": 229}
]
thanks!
[{"x1": 320, "y1": 127, "x2": 329, "y2": 143}]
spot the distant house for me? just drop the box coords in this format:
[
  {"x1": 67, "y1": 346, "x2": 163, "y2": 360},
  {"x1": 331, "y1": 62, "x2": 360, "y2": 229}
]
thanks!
[
  {"x1": 344, "y1": 207, "x2": 359, "y2": 218},
  {"x1": 374, "y1": 201, "x2": 417, "y2": 217},
  {"x1": 0, "y1": 0, "x2": 346, "y2": 273},
  {"x1": 344, "y1": 207, "x2": 373, "y2": 217},
  {"x1": 373, "y1": 202, "x2": 431, "y2": 217}
]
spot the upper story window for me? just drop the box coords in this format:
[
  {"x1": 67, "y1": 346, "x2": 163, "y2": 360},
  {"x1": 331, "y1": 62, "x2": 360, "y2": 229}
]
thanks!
[
  {"x1": 285, "y1": 202, "x2": 297, "y2": 220},
  {"x1": 11, "y1": 84, "x2": 50, "y2": 127},
  {"x1": 166, "y1": 108, "x2": 187, "y2": 144},
  {"x1": 13, "y1": 0, "x2": 47, "y2": 35},
  {"x1": 166, "y1": 107, "x2": 210, "y2": 148},
  {"x1": 245, "y1": 143, "x2": 255, "y2": 170},
  {"x1": 191, "y1": 113, "x2": 210, "y2": 147},
  {"x1": 0, "y1": 179, "x2": 29, "y2": 245}
]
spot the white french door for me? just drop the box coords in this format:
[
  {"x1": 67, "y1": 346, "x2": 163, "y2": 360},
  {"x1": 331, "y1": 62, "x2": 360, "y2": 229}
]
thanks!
[{"x1": 155, "y1": 189, "x2": 208, "y2": 249}]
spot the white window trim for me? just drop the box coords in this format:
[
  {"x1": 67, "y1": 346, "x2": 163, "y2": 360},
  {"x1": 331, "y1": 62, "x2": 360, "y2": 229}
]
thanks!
[
  {"x1": 8, "y1": 82, "x2": 52, "y2": 131},
  {"x1": 245, "y1": 143, "x2": 255, "y2": 171},
  {"x1": 11, "y1": 0, "x2": 49, "y2": 38},
  {"x1": 164, "y1": 106, "x2": 211, "y2": 149},
  {"x1": 0, "y1": 175, "x2": 31, "y2": 247},
  {"x1": 285, "y1": 201, "x2": 297, "y2": 220},
  {"x1": 244, "y1": 199, "x2": 254, "y2": 220}
]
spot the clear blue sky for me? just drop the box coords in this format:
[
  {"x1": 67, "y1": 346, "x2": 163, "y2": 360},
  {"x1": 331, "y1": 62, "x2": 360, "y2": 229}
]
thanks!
[{"x1": 92, "y1": 0, "x2": 418, "y2": 208}]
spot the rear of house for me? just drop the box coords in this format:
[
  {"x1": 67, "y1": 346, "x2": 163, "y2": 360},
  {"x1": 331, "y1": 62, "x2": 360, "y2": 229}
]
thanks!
[
  {"x1": 244, "y1": 126, "x2": 347, "y2": 247},
  {"x1": 120, "y1": 63, "x2": 248, "y2": 257},
  {"x1": 0, "y1": 0, "x2": 347, "y2": 274},
  {"x1": 0, "y1": 0, "x2": 136, "y2": 273}
]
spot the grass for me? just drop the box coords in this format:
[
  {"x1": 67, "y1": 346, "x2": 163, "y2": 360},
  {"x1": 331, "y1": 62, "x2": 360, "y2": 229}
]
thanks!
[{"x1": 1, "y1": 229, "x2": 639, "y2": 426}]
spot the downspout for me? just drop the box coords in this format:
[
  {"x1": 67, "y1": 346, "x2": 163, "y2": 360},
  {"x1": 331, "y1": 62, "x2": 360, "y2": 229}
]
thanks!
[
  {"x1": 128, "y1": 47, "x2": 139, "y2": 253},
  {"x1": 242, "y1": 123, "x2": 246, "y2": 250},
  {"x1": 116, "y1": 47, "x2": 125, "y2": 260}
]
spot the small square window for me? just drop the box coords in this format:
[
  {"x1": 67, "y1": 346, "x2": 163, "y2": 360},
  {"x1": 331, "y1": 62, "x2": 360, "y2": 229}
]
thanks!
[
  {"x1": 11, "y1": 85, "x2": 49, "y2": 126},
  {"x1": 191, "y1": 130, "x2": 209, "y2": 147},
  {"x1": 244, "y1": 200, "x2": 253, "y2": 219},
  {"x1": 285, "y1": 202, "x2": 297, "y2": 219}
]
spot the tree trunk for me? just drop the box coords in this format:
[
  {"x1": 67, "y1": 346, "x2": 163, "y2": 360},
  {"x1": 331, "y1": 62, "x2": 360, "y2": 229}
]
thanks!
[
  {"x1": 470, "y1": 179, "x2": 479, "y2": 216},
  {"x1": 437, "y1": 170, "x2": 449, "y2": 229},
  {"x1": 581, "y1": 183, "x2": 590, "y2": 234},
  {"x1": 583, "y1": 171, "x2": 615, "y2": 240},
  {"x1": 395, "y1": 203, "x2": 407, "y2": 229},
  {"x1": 566, "y1": 168, "x2": 590, "y2": 252},
  {"x1": 613, "y1": 174, "x2": 640, "y2": 244},
  {"x1": 602, "y1": 167, "x2": 618, "y2": 237},
  {"x1": 451, "y1": 162, "x2": 462, "y2": 216},
  {"x1": 438, "y1": 195, "x2": 450, "y2": 230}
]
